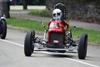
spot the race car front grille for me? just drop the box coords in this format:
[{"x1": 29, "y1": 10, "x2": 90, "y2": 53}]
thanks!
[{"x1": 49, "y1": 32, "x2": 64, "y2": 48}]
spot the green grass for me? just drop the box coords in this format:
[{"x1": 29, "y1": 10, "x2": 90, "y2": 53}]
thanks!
[
  {"x1": 7, "y1": 18, "x2": 100, "y2": 44},
  {"x1": 7, "y1": 17, "x2": 47, "y2": 31},
  {"x1": 72, "y1": 27, "x2": 100, "y2": 44},
  {"x1": 29, "y1": 9, "x2": 51, "y2": 17}
]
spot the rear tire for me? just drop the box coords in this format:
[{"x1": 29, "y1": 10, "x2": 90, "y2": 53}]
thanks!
[
  {"x1": 78, "y1": 33, "x2": 88, "y2": 59},
  {"x1": 24, "y1": 31, "x2": 35, "y2": 56},
  {"x1": 0, "y1": 19, "x2": 7, "y2": 39}
]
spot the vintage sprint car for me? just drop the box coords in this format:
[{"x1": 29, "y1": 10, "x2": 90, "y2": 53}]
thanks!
[{"x1": 24, "y1": 3, "x2": 88, "y2": 59}]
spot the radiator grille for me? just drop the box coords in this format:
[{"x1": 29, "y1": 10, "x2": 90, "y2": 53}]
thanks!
[{"x1": 49, "y1": 32, "x2": 64, "y2": 48}]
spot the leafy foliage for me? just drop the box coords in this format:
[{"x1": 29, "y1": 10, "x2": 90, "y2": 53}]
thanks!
[{"x1": 46, "y1": 0, "x2": 100, "y2": 24}]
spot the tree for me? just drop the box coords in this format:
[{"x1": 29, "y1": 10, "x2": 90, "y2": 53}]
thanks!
[
  {"x1": 22, "y1": 0, "x2": 28, "y2": 10},
  {"x1": 0, "y1": 0, "x2": 10, "y2": 18}
]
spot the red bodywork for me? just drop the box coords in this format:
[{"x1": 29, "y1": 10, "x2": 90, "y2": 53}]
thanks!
[{"x1": 48, "y1": 20, "x2": 66, "y2": 48}]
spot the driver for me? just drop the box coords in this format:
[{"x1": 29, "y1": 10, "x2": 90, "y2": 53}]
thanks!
[{"x1": 48, "y1": 8, "x2": 69, "y2": 29}]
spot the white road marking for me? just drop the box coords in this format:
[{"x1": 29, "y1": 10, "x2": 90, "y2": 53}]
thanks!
[
  {"x1": 40, "y1": 52, "x2": 100, "y2": 67},
  {"x1": 0, "y1": 39, "x2": 100, "y2": 67},
  {"x1": 0, "y1": 39, "x2": 24, "y2": 47},
  {"x1": 66, "y1": 58, "x2": 100, "y2": 67}
]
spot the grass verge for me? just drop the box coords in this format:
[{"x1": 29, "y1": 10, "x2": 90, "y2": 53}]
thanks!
[
  {"x1": 7, "y1": 18, "x2": 100, "y2": 44},
  {"x1": 7, "y1": 17, "x2": 47, "y2": 31}
]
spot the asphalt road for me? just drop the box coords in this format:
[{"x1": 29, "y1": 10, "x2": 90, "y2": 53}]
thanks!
[{"x1": 0, "y1": 28, "x2": 100, "y2": 67}]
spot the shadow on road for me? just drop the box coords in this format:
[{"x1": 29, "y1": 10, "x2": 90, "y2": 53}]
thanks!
[
  {"x1": 29, "y1": 52, "x2": 76, "y2": 59},
  {"x1": 50, "y1": 54, "x2": 74, "y2": 58}
]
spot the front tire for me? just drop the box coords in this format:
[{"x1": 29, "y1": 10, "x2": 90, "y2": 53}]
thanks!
[
  {"x1": 0, "y1": 19, "x2": 7, "y2": 39},
  {"x1": 24, "y1": 31, "x2": 35, "y2": 56},
  {"x1": 78, "y1": 33, "x2": 88, "y2": 59}
]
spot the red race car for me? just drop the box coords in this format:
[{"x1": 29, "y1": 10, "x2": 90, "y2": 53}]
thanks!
[{"x1": 24, "y1": 3, "x2": 88, "y2": 59}]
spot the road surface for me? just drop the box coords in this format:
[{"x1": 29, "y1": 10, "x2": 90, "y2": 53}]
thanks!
[{"x1": 0, "y1": 28, "x2": 100, "y2": 67}]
